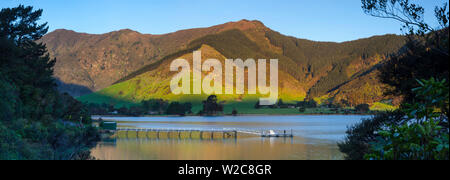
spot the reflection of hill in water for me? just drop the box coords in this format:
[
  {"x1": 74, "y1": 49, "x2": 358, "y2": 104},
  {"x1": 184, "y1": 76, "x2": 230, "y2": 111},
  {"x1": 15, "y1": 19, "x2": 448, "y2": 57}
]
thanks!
[{"x1": 91, "y1": 137, "x2": 343, "y2": 160}]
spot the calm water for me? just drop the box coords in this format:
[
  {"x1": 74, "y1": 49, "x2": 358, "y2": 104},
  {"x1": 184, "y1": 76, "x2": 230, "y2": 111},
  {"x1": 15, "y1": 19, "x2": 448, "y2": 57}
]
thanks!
[{"x1": 91, "y1": 115, "x2": 368, "y2": 160}]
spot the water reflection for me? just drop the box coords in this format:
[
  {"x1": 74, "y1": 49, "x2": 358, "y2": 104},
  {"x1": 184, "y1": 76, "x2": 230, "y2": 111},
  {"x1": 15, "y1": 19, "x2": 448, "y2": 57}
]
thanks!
[
  {"x1": 92, "y1": 136, "x2": 343, "y2": 160},
  {"x1": 91, "y1": 115, "x2": 367, "y2": 160}
]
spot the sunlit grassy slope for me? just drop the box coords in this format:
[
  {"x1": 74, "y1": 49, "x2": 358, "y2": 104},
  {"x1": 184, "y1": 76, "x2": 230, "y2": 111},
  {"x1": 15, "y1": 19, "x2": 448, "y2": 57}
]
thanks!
[
  {"x1": 370, "y1": 102, "x2": 397, "y2": 111},
  {"x1": 78, "y1": 27, "x2": 404, "y2": 113},
  {"x1": 78, "y1": 44, "x2": 307, "y2": 114}
]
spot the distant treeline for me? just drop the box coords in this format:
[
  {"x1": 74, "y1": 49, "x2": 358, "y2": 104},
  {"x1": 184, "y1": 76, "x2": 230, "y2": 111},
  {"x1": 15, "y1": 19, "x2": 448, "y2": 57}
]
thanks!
[
  {"x1": 87, "y1": 99, "x2": 191, "y2": 116},
  {"x1": 255, "y1": 99, "x2": 372, "y2": 114},
  {"x1": 87, "y1": 95, "x2": 225, "y2": 116},
  {"x1": 88, "y1": 96, "x2": 374, "y2": 117}
]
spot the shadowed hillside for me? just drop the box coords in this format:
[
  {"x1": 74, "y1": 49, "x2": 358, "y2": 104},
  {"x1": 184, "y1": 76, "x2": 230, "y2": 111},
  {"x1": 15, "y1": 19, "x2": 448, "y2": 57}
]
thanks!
[
  {"x1": 40, "y1": 20, "x2": 270, "y2": 93},
  {"x1": 55, "y1": 78, "x2": 93, "y2": 97}
]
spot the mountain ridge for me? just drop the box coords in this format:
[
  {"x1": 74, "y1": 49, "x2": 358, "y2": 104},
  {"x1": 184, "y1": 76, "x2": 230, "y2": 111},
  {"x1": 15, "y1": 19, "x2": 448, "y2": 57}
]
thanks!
[
  {"x1": 41, "y1": 19, "x2": 406, "y2": 109},
  {"x1": 41, "y1": 20, "x2": 270, "y2": 93}
]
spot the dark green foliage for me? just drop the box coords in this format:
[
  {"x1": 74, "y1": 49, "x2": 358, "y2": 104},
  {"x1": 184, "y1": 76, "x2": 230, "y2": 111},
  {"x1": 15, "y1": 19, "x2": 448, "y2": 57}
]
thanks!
[
  {"x1": 340, "y1": 1, "x2": 449, "y2": 160},
  {"x1": 296, "y1": 99, "x2": 317, "y2": 108},
  {"x1": 0, "y1": 5, "x2": 99, "y2": 160},
  {"x1": 87, "y1": 99, "x2": 173, "y2": 116},
  {"x1": 254, "y1": 101, "x2": 261, "y2": 109},
  {"x1": 117, "y1": 107, "x2": 128, "y2": 115},
  {"x1": 0, "y1": 5, "x2": 56, "y2": 123},
  {"x1": 355, "y1": 104, "x2": 370, "y2": 113},
  {"x1": 0, "y1": 5, "x2": 48, "y2": 43},
  {"x1": 277, "y1": 101, "x2": 296, "y2": 109},
  {"x1": 405, "y1": 78, "x2": 449, "y2": 122},
  {"x1": 379, "y1": 39, "x2": 449, "y2": 103},
  {"x1": 365, "y1": 118, "x2": 449, "y2": 160},
  {"x1": 142, "y1": 99, "x2": 169, "y2": 115},
  {"x1": 365, "y1": 78, "x2": 449, "y2": 160},
  {"x1": 44, "y1": 124, "x2": 100, "y2": 160},
  {"x1": 362, "y1": 0, "x2": 449, "y2": 104},
  {"x1": 127, "y1": 106, "x2": 145, "y2": 116},
  {"x1": 184, "y1": 102, "x2": 193, "y2": 114},
  {"x1": 298, "y1": 107, "x2": 306, "y2": 113},
  {"x1": 0, "y1": 122, "x2": 22, "y2": 159},
  {"x1": 86, "y1": 103, "x2": 113, "y2": 115},
  {"x1": 202, "y1": 95, "x2": 224, "y2": 116},
  {"x1": 59, "y1": 93, "x2": 92, "y2": 124},
  {"x1": 338, "y1": 111, "x2": 407, "y2": 160},
  {"x1": 231, "y1": 108, "x2": 238, "y2": 116},
  {"x1": 277, "y1": 99, "x2": 284, "y2": 107},
  {"x1": 0, "y1": 75, "x2": 19, "y2": 122},
  {"x1": 111, "y1": 103, "x2": 160, "y2": 117},
  {"x1": 166, "y1": 102, "x2": 192, "y2": 116}
]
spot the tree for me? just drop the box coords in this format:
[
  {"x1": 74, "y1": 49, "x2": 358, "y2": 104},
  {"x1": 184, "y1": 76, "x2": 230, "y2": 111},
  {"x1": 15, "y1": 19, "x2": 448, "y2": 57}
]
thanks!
[
  {"x1": 0, "y1": 5, "x2": 49, "y2": 44},
  {"x1": 339, "y1": 1, "x2": 449, "y2": 160},
  {"x1": 232, "y1": 108, "x2": 238, "y2": 116},
  {"x1": 254, "y1": 100, "x2": 261, "y2": 109},
  {"x1": 0, "y1": 5, "x2": 56, "y2": 122},
  {"x1": 277, "y1": 99, "x2": 284, "y2": 107},
  {"x1": 0, "y1": 74, "x2": 19, "y2": 122},
  {"x1": 355, "y1": 104, "x2": 370, "y2": 113},
  {"x1": 166, "y1": 102, "x2": 191, "y2": 116},
  {"x1": 86, "y1": 103, "x2": 108, "y2": 115},
  {"x1": 59, "y1": 93, "x2": 92, "y2": 124},
  {"x1": 339, "y1": 99, "x2": 351, "y2": 108},
  {"x1": 142, "y1": 99, "x2": 168, "y2": 114},
  {"x1": 298, "y1": 107, "x2": 306, "y2": 113},
  {"x1": 362, "y1": 0, "x2": 448, "y2": 39},
  {"x1": 118, "y1": 107, "x2": 128, "y2": 115},
  {"x1": 0, "y1": 5, "x2": 100, "y2": 159},
  {"x1": 202, "y1": 95, "x2": 224, "y2": 115},
  {"x1": 364, "y1": 78, "x2": 449, "y2": 160},
  {"x1": 297, "y1": 99, "x2": 317, "y2": 108},
  {"x1": 183, "y1": 102, "x2": 192, "y2": 115},
  {"x1": 362, "y1": 0, "x2": 449, "y2": 103},
  {"x1": 338, "y1": 111, "x2": 407, "y2": 160},
  {"x1": 128, "y1": 106, "x2": 145, "y2": 116}
]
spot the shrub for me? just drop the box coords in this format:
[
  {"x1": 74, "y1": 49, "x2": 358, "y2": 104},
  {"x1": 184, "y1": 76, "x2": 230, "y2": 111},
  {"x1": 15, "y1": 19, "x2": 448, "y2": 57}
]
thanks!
[
  {"x1": 364, "y1": 78, "x2": 449, "y2": 160},
  {"x1": 298, "y1": 107, "x2": 306, "y2": 113},
  {"x1": 355, "y1": 104, "x2": 370, "y2": 113},
  {"x1": 338, "y1": 111, "x2": 407, "y2": 160},
  {"x1": 232, "y1": 109, "x2": 238, "y2": 116},
  {"x1": 365, "y1": 119, "x2": 449, "y2": 160}
]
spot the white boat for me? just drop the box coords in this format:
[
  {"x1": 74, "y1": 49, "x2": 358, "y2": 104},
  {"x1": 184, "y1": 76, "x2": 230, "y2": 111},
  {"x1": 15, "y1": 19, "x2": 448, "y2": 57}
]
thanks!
[{"x1": 261, "y1": 129, "x2": 293, "y2": 137}]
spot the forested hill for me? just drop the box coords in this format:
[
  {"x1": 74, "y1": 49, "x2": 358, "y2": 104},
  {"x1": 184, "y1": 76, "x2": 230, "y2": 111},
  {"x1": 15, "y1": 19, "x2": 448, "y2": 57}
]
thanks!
[
  {"x1": 42, "y1": 20, "x2": 406, "y2": 107},
  {"x1": 40, "y1": 20, "x2": 268, "y2": 94}
]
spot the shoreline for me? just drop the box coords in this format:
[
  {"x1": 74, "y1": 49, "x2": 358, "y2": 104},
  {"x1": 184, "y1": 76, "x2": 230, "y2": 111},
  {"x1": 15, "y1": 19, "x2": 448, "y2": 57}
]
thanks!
[{"x1": 91, "y1": 113, "x2": 374, "y2": 119}]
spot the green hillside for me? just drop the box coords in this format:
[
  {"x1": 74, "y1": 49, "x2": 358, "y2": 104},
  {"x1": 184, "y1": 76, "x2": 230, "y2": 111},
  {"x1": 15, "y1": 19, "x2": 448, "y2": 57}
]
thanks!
[{"x1": 77, "y1": 21, "x2": 407, "y2": 112}]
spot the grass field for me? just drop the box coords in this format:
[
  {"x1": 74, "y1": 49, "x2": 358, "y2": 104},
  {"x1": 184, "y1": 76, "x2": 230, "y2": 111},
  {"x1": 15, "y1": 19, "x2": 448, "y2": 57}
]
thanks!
[{"x1": 79, "y1": 91, "x2": 397, "y2": 115}]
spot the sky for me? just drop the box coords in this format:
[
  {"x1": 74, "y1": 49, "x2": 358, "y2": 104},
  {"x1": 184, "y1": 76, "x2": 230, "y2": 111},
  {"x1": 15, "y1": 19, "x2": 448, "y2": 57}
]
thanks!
[{"x1": 1, "y1": 0, "x2": 448, "y2": 42}]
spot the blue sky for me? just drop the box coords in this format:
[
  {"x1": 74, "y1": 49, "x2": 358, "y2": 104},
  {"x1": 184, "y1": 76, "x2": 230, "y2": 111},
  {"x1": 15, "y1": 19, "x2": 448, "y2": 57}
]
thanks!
[{"x1": 1, "y1": 0, "x2": 447, "y2": 42}]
